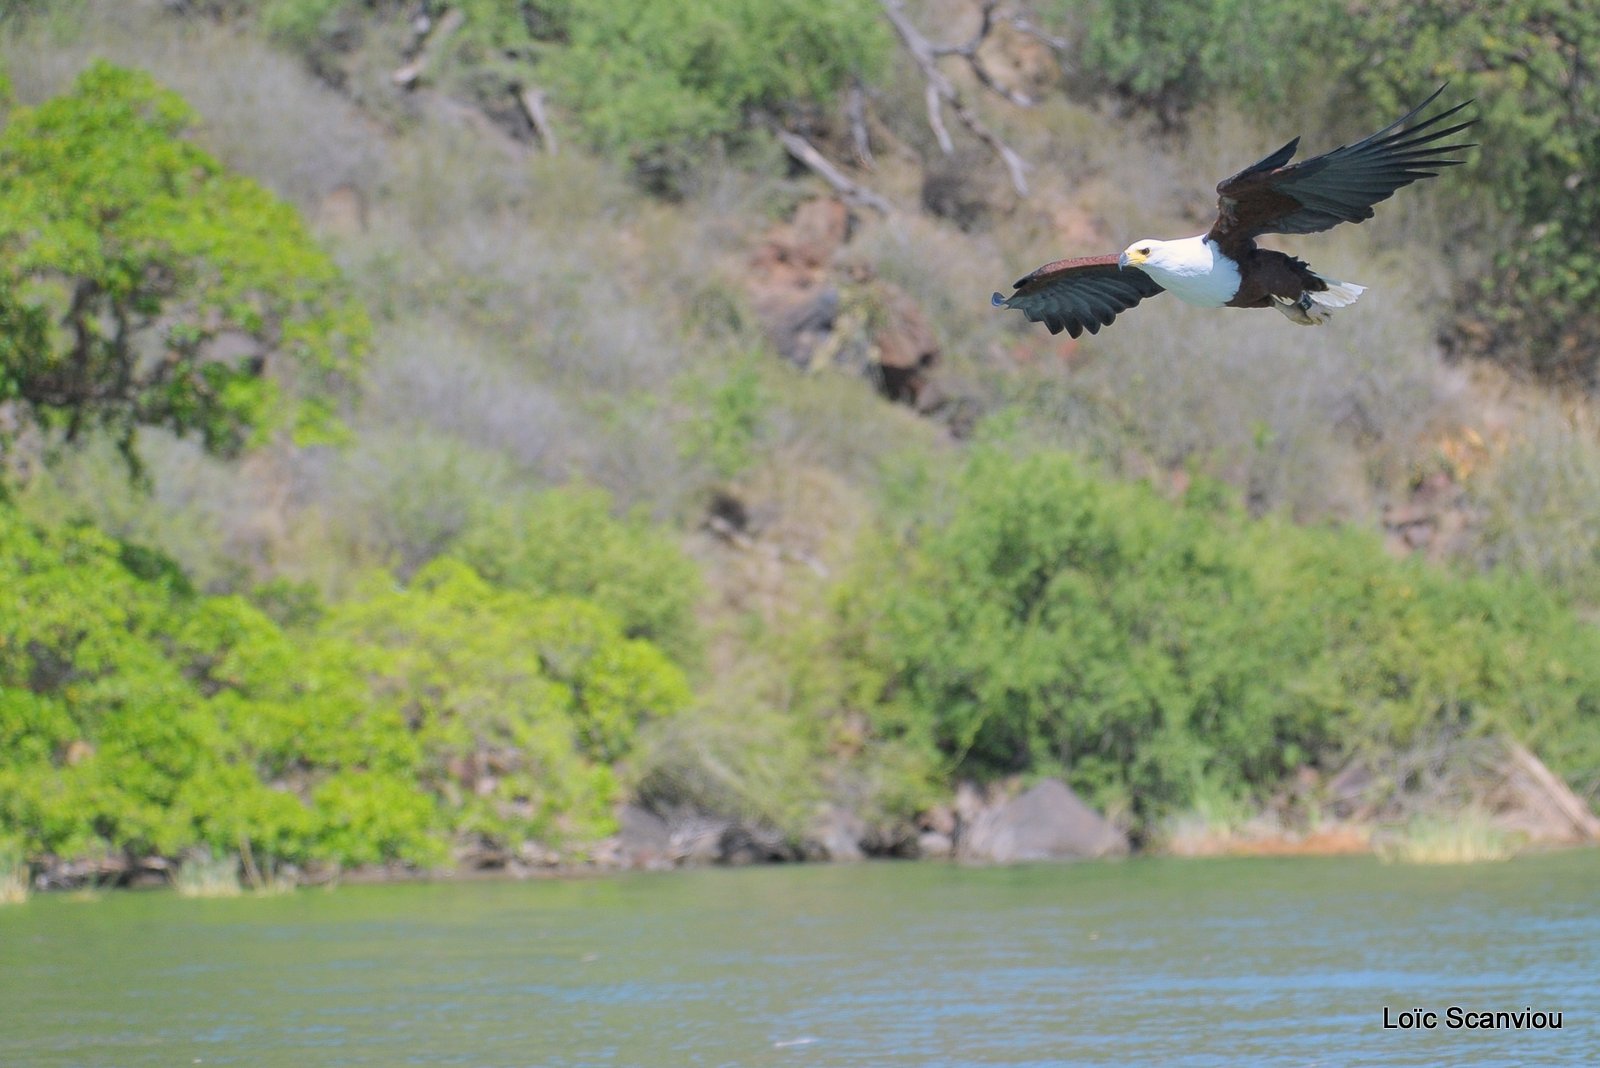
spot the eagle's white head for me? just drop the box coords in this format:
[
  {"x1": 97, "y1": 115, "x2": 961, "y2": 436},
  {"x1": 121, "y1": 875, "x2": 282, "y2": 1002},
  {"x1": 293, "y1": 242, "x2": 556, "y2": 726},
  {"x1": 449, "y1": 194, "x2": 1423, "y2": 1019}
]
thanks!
[
  {"x1": 1118, "y1": 238, "x2": 1192, "y2": 273},
  {"x1": 1119, "y1": 235, "x2": 1240, "y2": 307}
]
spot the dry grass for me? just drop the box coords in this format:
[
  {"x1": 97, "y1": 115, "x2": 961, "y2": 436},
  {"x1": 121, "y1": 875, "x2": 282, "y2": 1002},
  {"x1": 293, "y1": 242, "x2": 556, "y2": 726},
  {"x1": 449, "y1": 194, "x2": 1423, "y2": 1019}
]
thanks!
[
  {"x1": 173, "y1": 850, "x2": 243, "y2": 898},
  {"x1": 358, "y1": 317, "x2": 576, "y2": 478},
  {"x1": 1, "y1": 0, "x2": 383, "y2": 211},
  {"x1": 314, "y1": 429, "x2": 515, "y2": 579},
  {"x1": 1469, "y1": 397, "x2": 1600, "y2": 597},
  {"x1": 1159, "y1": 813, "x2": 1372, "y2": 858},
  {"x1": 0, "y1": 841, "x2": 28, "y2": 905},
  {"x1": 1376, "y1": 809, "x2": 1521, "y2": 865},
  {"x1": 1000, "y1": 257, "x2": 1469, "y2": 523}
]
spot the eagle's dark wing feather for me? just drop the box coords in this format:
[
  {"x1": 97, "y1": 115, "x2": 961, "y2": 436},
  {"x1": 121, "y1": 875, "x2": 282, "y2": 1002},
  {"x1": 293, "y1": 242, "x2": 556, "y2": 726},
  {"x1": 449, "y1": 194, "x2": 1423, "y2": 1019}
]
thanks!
[
  {"x1": 991, "y1": 254, "x2": 1165, "y2": 338},
  {"x1": 1208, "y1": 86, "x2": 1476, "y2": 250}
]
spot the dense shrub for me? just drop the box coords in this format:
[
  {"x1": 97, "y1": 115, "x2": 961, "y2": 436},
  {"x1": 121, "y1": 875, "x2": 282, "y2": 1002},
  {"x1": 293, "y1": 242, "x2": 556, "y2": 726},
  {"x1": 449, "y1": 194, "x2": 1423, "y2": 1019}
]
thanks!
[
  {"x1": 0, "y1": 509, "x2": 337, "y2": 863},
  {"x1": 538, "y1": 0, "x2": 888, "y2": 170},
  {"x1": 455, "y1": 484, "x2": 704, "y2": 667},
  {"x1": 316, "y1": 559, "x2": 690, "y2": 844},
  {"x1": 1069, "y1": 0, "x2": 1323, "y2": 125},
  {"x1": 854, "y1": 449, "x2": 1600, "y2": 826}
]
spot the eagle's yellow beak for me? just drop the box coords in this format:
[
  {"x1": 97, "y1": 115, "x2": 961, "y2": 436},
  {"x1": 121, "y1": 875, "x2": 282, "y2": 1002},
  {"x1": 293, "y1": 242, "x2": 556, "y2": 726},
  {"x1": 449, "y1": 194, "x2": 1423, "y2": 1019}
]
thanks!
[{"x1": 1119, "y1": 248, "x2": 1144, "y2": 269}]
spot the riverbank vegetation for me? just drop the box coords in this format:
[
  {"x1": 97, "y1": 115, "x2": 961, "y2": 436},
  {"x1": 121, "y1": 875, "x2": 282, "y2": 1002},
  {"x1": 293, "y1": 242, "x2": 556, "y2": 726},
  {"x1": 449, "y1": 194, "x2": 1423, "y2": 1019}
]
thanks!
[
  {"x1": 1375, "y1": 809, "x2": 1522, "y2": 865},
  {"x1": 1, "y1": 1, "x2": 1597, "y2": 891}
]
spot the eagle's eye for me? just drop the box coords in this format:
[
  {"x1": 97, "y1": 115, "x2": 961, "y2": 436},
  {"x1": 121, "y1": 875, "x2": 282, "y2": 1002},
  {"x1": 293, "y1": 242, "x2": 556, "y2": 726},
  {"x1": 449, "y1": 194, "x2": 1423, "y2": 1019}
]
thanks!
[{"x1": 1139, "y1": 246, "x2": 1151, "y2": 255}]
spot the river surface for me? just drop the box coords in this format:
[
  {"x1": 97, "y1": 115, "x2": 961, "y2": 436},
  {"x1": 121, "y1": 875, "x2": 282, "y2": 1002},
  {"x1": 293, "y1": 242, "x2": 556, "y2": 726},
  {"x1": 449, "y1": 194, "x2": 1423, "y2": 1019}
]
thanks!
[{"x1": 2, "y1": 851, "x2": 1596, "y2": 1066}]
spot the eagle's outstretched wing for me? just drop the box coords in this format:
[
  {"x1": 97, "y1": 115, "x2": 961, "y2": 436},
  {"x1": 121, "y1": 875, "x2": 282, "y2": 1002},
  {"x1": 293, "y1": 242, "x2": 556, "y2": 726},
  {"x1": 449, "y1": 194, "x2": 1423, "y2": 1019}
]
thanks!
[
  {"x1": 991, "y1": 254, "x2": 1165, "y2": 338},
  {"x1": 1207, "y1": 86, "x2": 1476, "y2": 251}
]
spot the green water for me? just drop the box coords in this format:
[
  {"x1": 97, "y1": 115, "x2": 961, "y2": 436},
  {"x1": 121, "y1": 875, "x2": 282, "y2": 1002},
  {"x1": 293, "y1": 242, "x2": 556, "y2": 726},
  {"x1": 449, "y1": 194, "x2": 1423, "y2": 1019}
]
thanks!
[{"x1": 2, "y1": 852, "x2": 1596, "y2": 1066}]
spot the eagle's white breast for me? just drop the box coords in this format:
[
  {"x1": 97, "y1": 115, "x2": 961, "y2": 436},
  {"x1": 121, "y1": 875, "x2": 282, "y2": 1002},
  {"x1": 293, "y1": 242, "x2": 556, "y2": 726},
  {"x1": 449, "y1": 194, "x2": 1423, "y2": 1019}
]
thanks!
[{"x1": 1130, "y1": 236, "x2": 1241, "y2": 308}]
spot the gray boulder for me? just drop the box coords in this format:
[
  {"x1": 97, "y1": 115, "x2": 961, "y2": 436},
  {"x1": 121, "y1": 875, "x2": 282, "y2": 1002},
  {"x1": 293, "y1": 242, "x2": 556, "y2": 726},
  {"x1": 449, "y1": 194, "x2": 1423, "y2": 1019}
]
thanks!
[
  {"x1": 958, "y1": 779, "x2": 1129, "y2": 863},
  {"x1": 614, "y1": 804, "x2": 675, "y2": 870},
  {"x1": 809, "y1": 805, "x2": 866, "y2": 862}
]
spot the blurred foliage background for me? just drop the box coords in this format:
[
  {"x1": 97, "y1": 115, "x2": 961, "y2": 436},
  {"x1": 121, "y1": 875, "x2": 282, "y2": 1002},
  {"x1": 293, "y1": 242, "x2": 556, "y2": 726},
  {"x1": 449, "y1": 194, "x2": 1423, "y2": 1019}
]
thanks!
[{"x1": 0, "y1": 0, "x2": 1597, "y2": 882}]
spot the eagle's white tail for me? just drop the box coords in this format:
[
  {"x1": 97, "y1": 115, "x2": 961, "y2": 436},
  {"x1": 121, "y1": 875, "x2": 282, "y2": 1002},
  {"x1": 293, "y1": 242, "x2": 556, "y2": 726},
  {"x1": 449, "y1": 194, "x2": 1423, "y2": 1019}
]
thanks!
[
  {"x1": 1311, "y1": 276, "x2": 1366, "y2": 309},
  {"x1": 1273, "y1": 273, "x2": 1366, "y2": 326}
]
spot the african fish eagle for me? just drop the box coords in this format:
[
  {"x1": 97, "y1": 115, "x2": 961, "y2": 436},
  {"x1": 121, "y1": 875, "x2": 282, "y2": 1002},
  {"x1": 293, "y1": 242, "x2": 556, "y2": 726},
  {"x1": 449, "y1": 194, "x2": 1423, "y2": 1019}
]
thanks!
[{"x1": 992, "y1": 87, "x2": 1476, "y2": 336}]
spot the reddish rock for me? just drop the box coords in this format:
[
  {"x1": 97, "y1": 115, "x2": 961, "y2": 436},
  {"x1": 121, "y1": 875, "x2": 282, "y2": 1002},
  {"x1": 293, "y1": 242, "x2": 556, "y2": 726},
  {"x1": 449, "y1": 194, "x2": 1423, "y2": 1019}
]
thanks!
[
  {"x1": 870, "y1": 282, "x2": 941, "y2": 406},
  {"x1": 786, "y1": 197, "x2": 850, "y2": 270}
]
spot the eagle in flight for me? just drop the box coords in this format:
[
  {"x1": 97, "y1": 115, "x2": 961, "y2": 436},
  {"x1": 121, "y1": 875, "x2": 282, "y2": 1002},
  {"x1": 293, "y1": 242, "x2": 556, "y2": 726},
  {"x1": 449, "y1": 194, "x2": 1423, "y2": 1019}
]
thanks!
[{"x1": 993, "y1": 87, "x2": 1475, "y2": 336}]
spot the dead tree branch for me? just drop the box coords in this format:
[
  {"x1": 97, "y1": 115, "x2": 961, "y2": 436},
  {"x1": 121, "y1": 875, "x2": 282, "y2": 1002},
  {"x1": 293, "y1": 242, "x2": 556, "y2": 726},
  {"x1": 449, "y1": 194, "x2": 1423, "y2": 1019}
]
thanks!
[
  {"x1": 1506, "y1": 740, "x2": 1600, "y2": 840},
  {"x1": 878, "y1": 0, "x2": 1030, "y2": 196},
  {"x1": 514, "y1": 85, "x2": 559, "y2": 154},
  {"x1": 847, "y1": 81, "x2": 876, "y2": 170},
  {"x1": 774, "y1": 128, "x2": 893, "y2": 216},
  {"x1": 927, "y1": 1, "x2": 1034, "y2": 107},
  {"x1": 1005, "y1": 8, "x2": 1070, "y2": 55},
  {"x1": 393, "y1": 6, "x2": 465, "y2": 88}
]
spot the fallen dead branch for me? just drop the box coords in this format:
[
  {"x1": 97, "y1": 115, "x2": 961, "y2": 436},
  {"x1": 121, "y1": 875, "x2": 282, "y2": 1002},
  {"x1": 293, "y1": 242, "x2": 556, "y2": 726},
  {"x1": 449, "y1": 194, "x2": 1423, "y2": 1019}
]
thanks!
[{"x1": 773, "y1": 128, "x2": 894, "y2": 216}]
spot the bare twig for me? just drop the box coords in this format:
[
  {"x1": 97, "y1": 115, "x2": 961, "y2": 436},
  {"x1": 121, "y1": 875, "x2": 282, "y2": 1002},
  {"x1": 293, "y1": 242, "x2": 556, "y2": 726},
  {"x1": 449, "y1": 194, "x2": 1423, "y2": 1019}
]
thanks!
[
  {"x1": 392, "y1": 6, "x2": 465, "y2": 89},
  {"x1": 773, "y1": 128, "x2": 893, "y2": 215},
  {"x1": 238, "y1": 834, "x2": 263, "y2": 892},
  {"x1": 1506, "y1": 740, "x2": 1600, "y2": 840},
  {"x1": 847, "y1": 81, "x2": 876, "y2": 169},
  {"x1": 928, "y1": 1, "x2": 1034, "y2": 107},
  {"x1": 1006, "y1": 9, "x2": 1070, "y2": 55},
  {"x1": 878, "y1": 0, "x2": 1029, "y2": 195},
  {"x1": 924, "y1": 82, "x2": 955, "y2": 154},
  {"x1": 515, "y1": 85, "x2": 559, "y2": 154}
]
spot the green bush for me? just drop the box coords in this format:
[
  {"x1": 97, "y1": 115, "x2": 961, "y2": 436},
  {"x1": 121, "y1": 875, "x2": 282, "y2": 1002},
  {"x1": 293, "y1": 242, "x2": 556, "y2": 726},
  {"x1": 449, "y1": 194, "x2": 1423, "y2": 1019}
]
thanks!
[
  {"x1": 455, "y1": 484, "x2": 703, "y2": 666},
  {"x1": 542, "y1": 0, "x2": 888, "y2": 172},
  {"x1": 0, "y1": 509, "x2": 308, "y2": 860},
  {"x1": 1070, "y1": 0, "x2": 1323, "y2": 124},
  {"x1": 258, "y1": 0, "x2": 887, "y2": 188},
  {"x1": 853, "y1": 449, "x2": 1600, "y2": 827},
  {"x1": 313, "y1": 558, "x2": 690, "y2": 843},
  {"x1": 676, "y1": 359, "x2": 766, "y2": 482}
]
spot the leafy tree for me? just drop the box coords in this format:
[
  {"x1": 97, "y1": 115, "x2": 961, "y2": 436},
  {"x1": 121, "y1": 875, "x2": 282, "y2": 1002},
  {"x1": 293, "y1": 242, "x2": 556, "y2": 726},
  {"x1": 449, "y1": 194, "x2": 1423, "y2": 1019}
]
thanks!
[
  {"x1": 0, "y1": 61, "x2": 368, "y2": 473},
  {"x1": 0, "y1": 508, "x2": 325, "y2": 862},
  {"x1": 0, "y1": 499, "x2": 689, "y2": 871}
]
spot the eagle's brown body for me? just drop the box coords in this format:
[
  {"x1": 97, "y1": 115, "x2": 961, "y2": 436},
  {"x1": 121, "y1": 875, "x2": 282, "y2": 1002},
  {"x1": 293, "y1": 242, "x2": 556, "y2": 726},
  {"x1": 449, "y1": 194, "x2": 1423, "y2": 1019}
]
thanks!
[{"x1": 1224, "y1": 248, "x2": 1324, "y2": 309}]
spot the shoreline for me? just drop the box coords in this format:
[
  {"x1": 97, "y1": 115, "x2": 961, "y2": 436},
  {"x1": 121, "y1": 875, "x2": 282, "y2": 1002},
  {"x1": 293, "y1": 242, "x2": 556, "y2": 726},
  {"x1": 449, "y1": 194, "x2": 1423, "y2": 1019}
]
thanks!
[
  {"x1": 10, "y1": 748, "x2": 1599, "y2": 901},
  {"x1": 8, "y1": 821, "x2": 1595, "y2": 903}
]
